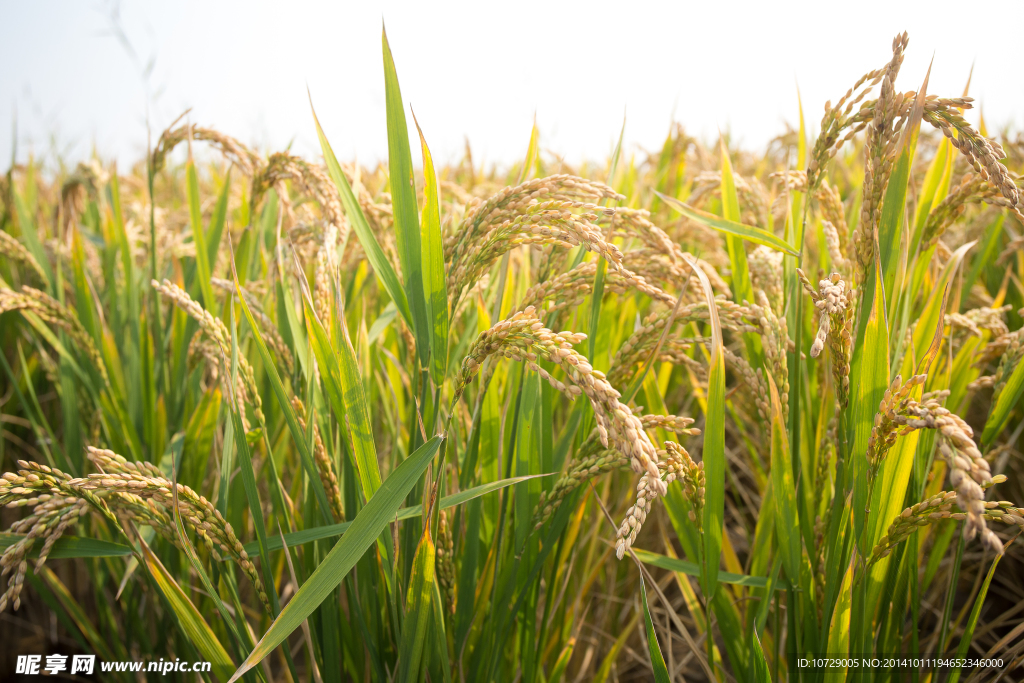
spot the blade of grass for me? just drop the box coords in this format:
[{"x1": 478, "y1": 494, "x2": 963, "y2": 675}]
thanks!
[
  {"x1": 0, "y1": 533, "x2": 132, "y2": 558},
  {"x1": 767, "y1": 373, "x2": 800, "y2": 590},
  {"x1": 226, "y1": 305, "x2": 277, "y2": 614},
  {"x1": 655, "y1": 191, "x2": 798, "y2": 256},
  {"x1": 186, "y1": 144, "x2": 216, "y2": 310},
  {"x1": 638, "y1": 572, "x2": 671, "y2": 683},
  {"x1": 719, "y1": 139, "x2": 754, "y2": 307},
  {"x1": 139, "y1": 536, "x2": 235, "y2": 682},
  {"x1": 694, "y1": 253, "x2": 725, "y2": 605},
  {"x1": 823, "y1": 555, "x2": 855, "y2": 683},
  {"x1": 227, "y1": 436, "x2": 442, "y2": 682},
  {"x1": 309, "y1": 98, "x2": 412, "y2": 328},
  {"x1": 398, "y1": 523, "x2": 436, "y2": 683},
  {"x1": 751, "y1": 628, "x2": 771, "y2": 682},
  {"x1": 412, "y1": 112, "x2": 449, "y2": 388},
  {"x1": 382, "y1": 26, "x2": 430, "y2": 370},
  {"x1": 234, "y1": 270, "x2": 333, "y2": 526},
  {"x1": 633, "y1": 548, "x2": 789, "y2": 590},
  {"x1": 981, "y1": 353, "x2": 1024, "y2": 447},
  {"x1": 948, "y1": 538, "x2": 1014, "y2": 683},
  {"x1": 300, "y1": 288, "x2": 380, "y2": 501},
  {"x1": 243, "y1": 473, "x2": 551, "y2": 554}
]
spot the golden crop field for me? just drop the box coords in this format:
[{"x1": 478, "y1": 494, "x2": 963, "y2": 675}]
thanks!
[{"x1": 1, "y1": 28, "x2": 1023, "y2": 682}]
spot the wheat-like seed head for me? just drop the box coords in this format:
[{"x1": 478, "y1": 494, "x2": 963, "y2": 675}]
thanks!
[
  {"x1": 73, "y1": 447, "x2": 272, "y2": 612},
  {"x1": 615, "y1": 441, "x2": 702, "y2": 559},
  {"x1": 892, "y1": 402, "x2": 1000, "y2": 552},
  {"x1": 436, "y1": 510, "x2": 456, "y2": 614},
  {"x1": 153, "y1": 279, "x2": 265, "y2": 428},
  {"x1": 0, "y1": 231, "x2": 48, "y2": 282},
  {"x1": 0, "y1": 287, "x2": 107, "y2": 384},
  {"x1": 870, "y1": 476, "x2": 1011, "y2": 566},
  {"x1": 151, "y1": 123, "x2": 260, "y2": 177},
  {"x1": 800, "y1": 270, "x2": 853, "y2": 408},
  {"x1": 455, "y1": 306, "x2": 664, "y2": 490},
  {"x1": 291, "y1": 398, "x2": 345, "y2": 524},
  {"x1": 865, "y1": 374, "x2": 928, "y2": 477}
]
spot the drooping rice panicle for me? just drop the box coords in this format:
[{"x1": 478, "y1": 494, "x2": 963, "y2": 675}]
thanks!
[
  {"x1": 800, "y1": 270, "x2": 854, "y2": 408},
  {"x1": 454, "y1": 307, "x2": 664, "y2": 489}
]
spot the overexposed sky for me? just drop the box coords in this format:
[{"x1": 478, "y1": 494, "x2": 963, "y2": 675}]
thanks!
[{"x1": 2, "y1": 0, "x2": 1023, "y2": 172}]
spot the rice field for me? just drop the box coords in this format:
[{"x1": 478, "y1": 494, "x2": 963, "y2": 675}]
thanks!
[{"x1": 2, "y1": 28, "x2": 1024, "y2": 682}]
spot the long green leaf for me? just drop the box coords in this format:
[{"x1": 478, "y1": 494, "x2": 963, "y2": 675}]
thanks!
[
  {"x1": 639, "y1": 573, "x2": 671, "y2": 683},
  {"x1": 655, "y1": 191, "x2": 798, "y2": 256},
  {"x1": 236, "y1": 278, "x2": 332, "y2": 524},
  {"x1": 692, "y1": 255, "x2": 724, "y2": 602},
  {"x1": 382, "y1": 26, "x2": 430, "y2": 369},
  {"x1": 301, "y1": 291, "x2": 382, "y2": 503},
  {"x1": 140, "y1": 538, "x2": 235, "y2": 682},
  {"x1": 186, "y1": 154, "x2": 216, "y2": 310},
  {"x1": 632, "y1": 548, "x2": 789, "y2": 590},
  {"x1": 310, "y1": 99, "x2": 412, "y2": 327},
  {"x1": 0, "y1": 533, "x2": 132, "y2": 559},
  {"x1": 413, "y1": 114, "x2": 449, "y2": 387},
  {"x1": 767, "y1": 373, "x2": 800, "y2": 587},
  {"x1": 751, "y1": 628, "x2": 772, "y2": 682},
  {"x1": 948, "y1": 547, "x2": 1006, "y2": 683},
  {"x1": 823, "y1": 556, "x2": 854, "y2": 683},
  {"x1": 719, "y1": 140, "x2": 754, "y2": 309},
  {"x1": 243, "y1": 473, "x2": 551, "y2": 554},
  {"x1": 226, "y1": 306, "x2": 276, "y2": 613},
  {"x1": 207, "y1": 168, "x2": 232, "y2": 269},
  {"x1": 398, "y1": 526, "x2": 436, "y2": 683},
  {"x1": 850, "y1": 259, "x2": 891, "y2": 551},
  {"x1": 982, "y1": 353, "x2": 1024, "y2": 446},
  {"x1": 227, "y1": 436, "x2": 442, "y2": 682}
]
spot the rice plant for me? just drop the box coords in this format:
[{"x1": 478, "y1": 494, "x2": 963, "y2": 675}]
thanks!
[{"x1": 1, "y1": 28, "x2": 1023, "y2": 681}]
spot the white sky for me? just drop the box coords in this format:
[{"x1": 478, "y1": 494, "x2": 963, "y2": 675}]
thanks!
[{"x1": 2, "y1": 0, "x2": 1023, "y2": 172}]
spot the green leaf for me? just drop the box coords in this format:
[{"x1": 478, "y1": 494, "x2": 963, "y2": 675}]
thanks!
[
  {"x1": 639, "y1": 573, "x2": 670, "y2": 683},
  {"x1": 693, "y1": 255, "x2": 725, "y2": 603},
  {"x1": 823, "y1": 556, "x2": 854, "y2": 683},
  {"x1": 186, "y1": 154, "x2": 216, "y2": 310},
  {"x1": 398, "y1": 526, "x2": 436, "y2": 683},
  {"x1": 227, "y1": 436, "x2": 442, "y2": 682},
  {"x1": 429, "y1": 573, "x2": 453, "y2": 683},
  {"x1": 309, "y1": 98, "x2": 412, "y2": 328},
  {"x1": 751, "y1": 628, "x2": 772, "y2": 682},
  {"x1": 225, "y1": 306, "x2": 275, "y2": 611},
  {"x1": 912, "y1": 137, "x2": 951, "y2": 242},
  {"x1": 982, "y1": 352, "x2": 1024, "y2": 446},
  {"x1": 948, "y1": 548, "x2": 1005, "y2": 683},
  {"x1": 243, "y1": 473, "x2": 552, "y2": 555},
  {"x1": 301, "y1": 291, "x2": 381, "y2": 503},
  {"x1": 632, "y1": 548, "x2": 789, "y2": 590},
  {"x1": 206, "y1": 168, "x2": 232, "y2": 269},
  {"x1": 547, "y1": 638, "x2": 576, "y2": 683},
  {"x1": 850, "y1": 260, "x2": 891, "y2": 551},
  {"x1": 655, "y1": 191, "x2": 799, "y2": 256},
  {"x1": 11, "y1": 189, "x2": 53, "y2": 288},
  {"x1": 382, "y1": 26, "x2": 430, "y2": 369},
  {"x1": 767, "y1": 373, "x2": 800, "y2": 587},
  {"x1": 140, "y1": 537, "x2": 235, "y2": 682},
  {"x1": 236, "y1": 277, "x2": 333, "y2": 525},
  {"x1": 0, "y1": 533, "x2": 132, "y2": 559},
  {"x1": 37, "y1": 567, "x2": 115, "y2": 661},
  {"x1": 877, "y1": 147, "x2": 912, "y2": 306},
  {"x1": 412, "y1": 113, "x2": 449, "y2": 387},
  {"x1": 719, "y1": 140, "x2": 754, "y2": 309}
]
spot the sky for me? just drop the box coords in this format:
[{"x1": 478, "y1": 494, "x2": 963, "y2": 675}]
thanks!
[{"x1": 2, "y1": 0, "x2": 1023, "y2": 172}]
